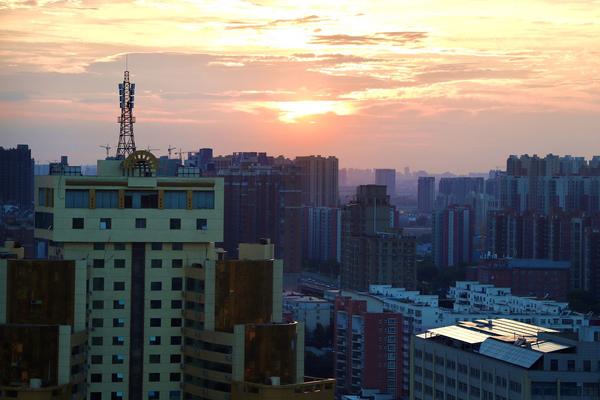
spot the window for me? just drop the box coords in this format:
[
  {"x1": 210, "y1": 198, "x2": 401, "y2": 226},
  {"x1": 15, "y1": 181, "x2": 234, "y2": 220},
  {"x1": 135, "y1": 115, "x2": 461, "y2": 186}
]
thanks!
[
  {"x1": 112, "y1": 336, "x2": 124, "y2": 346},
  {"x1": 509, "y1": 381, "x2": 522, "y2": 393},
  {"x1": 124, "y1": 191, "x2": 158, "y2": 209},
  {"x1": 112, "y1": 373, "x2": 124, "y2": 383},
  {"x1": 149, "y1": 336, "x2": 161, "y2": 345},
  {"x1": 171, "y1": 318, "x2": 182, "y2": 327},
  {"x1": 149, "y1": 354, "x2": 161, "y2": 363},
  {"x1": 92, "y1": 336, "x2": 103, "y2": 346},
  {"x1": 114, "y1": 243, "x2": 126, "y2": 250},
  {"x1": 93, "y1": 259, "x2": 105, "y2": 268},
  {"x1": 99, "y1": 218, "x2": 112, "y2": 230},
  {"x1": 170, "y1": 373, "x2": 181, "y2": 382},
  {"x1": 170, "y1": 336, "x2": 182, "y2": 345},
  {"x1": 72, "y1": 217, "x2": 84, "y2": 229},
  {"x1": 170, "y1": 354, "x2": 181, "y2": 363},
  {"x1": 91, "y1": 393, "x2": 102, "y2": 400},
  {"x1": 170, "y1": 218, "x2": 181, "y2": 230},
  {"x1": 151, "y1": 259, "x2": 162, "y2": 268},
  {"x1": 151, "y1": 242, "x2": 162, "y2": 251},
  {"x1": 92, "y1": 277, "x2": 104, "y2": 291},
  {"x1": 149, "y1": 373, "x2": 160, "y2": 382},
  {"x1": 171, "y1": 259, "x2": 183, "y2": 268},
  {"x1": 112, "y1": 355, "x2": 125, "y2": 364},
  {"x1": 94, "y1": 242, "x2": 106, "y2": 250},
  {"x1": 169, "y1": 391, "x2": 181, "y2": 400},
  {"x1": 151, "y1": 282, "x2": 162, "y2": 291},
  {"x1": 114, "y1": 299, "x2": 125, "y2": 309},
  {"x1": 196, "y1": 218, "x2": 207, "y2": 230},
  {"x1": 164, "y1": 191, "x2": 186, "y2": 209},
  {"x1": 91, "y1": 373, "x2": 102, "y2": 383},
  {"x1": 171, "y1": 300, "x2": 182, "y2": 309},
  {"x1": 111, "y1": 392, "x2": 124, "y2": 400},
  {"x1": 65, "y1": 189, "x2": 89, "y2": 208},
  {"x1": 135, "y1": 218, "x2": 147, "y2": 229},
  {"x1": 92, "y1": 300, "x2": 104, "y2": 310},
  {"x1": 172, "y1": 242, "x2": 183, "y2": 250},
  {"x1": 113, "y1": 318, "x2": 125, "y2": 328},
  {"x1": 96, "y1": 190, "x2": 118, "y2": 208},
  {"x1": 148, "y1": 391, "x2": 159, "y2": 400},
  {"x1": 114, "y1": 259, "x2": 125, "y2": 268},
  {"x1": 150, "y1": 300, "x2": 162, "y2": 309},
  {"x1": 567, "y1": 360, "x2": 575, "y2": 371},
  {"x1": 550, "y1": 359, "x2": 558, "y2": 371},
  {"x1": 91, "y1": 355, "x2": 103, "y2": 364},
  {"x1": 114, "y1": 282, "x2": 125, "y2": 291},
  {"x1": 583, "y1": 360, "x2": 591, "y2": 372},
  {"x1": 171, "y1": 277, "x2": 182, "y2": 290},
  {"x1": 192, "y1": 191, "x2": 215, "y2": 209},
  {"x1": 150, "y1": 318, "x2": 162, "y2": 327}
]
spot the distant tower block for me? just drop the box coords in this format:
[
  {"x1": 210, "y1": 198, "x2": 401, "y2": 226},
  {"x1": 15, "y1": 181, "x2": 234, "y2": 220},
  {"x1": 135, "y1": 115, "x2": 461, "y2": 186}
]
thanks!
[{"x1": 116, "y1": 69, "x2": 137, "y2": 158}]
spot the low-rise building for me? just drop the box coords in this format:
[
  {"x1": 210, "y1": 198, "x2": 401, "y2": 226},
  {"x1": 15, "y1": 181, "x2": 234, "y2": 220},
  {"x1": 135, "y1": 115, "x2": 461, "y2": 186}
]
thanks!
[
  {"x1": 283, "y1": 292, "x2": 333, "y2": 332},
  {"x1": 411, "y1": 318, "x2": 600, "y2": 400}
]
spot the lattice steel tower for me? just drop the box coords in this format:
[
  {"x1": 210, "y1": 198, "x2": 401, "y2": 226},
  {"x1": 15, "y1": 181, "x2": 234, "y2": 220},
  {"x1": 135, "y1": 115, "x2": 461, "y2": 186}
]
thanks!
[{"x1": 116, "y1": 69, "x2": 137, "y2": 158}]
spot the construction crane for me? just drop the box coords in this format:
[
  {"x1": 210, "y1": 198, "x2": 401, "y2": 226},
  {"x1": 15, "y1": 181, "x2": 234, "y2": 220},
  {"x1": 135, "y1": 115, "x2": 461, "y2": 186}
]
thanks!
[
  {"x1": 167, "y1": 145, "x2": 176, "y2": 159},
  {"x1": 145, "y1": 146, "x2": 160, "y2": 153},
  {"x1": 174, "y1": 149, "x2": 194, "y2": 165},
  {"x1": 99, "y1": 144, "x2": 112, "y2": 158}
]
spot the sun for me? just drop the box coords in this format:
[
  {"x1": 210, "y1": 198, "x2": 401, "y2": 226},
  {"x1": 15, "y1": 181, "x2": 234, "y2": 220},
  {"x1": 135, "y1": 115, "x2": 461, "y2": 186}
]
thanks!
[{"x1": 270, "y1": 100, "x2": 355, "y2": 123}]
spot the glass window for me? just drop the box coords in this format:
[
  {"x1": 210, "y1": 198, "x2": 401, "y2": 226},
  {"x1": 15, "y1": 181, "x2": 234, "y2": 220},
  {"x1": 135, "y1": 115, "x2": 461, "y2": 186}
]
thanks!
[
  {"x1": 150, "y1": 318, "x2": 161, "y2": 327},
  {"x1": 112, "y1": 355, "x2": 125, "y2": 364},
  {"x1": 113, "y1": 243, "x2": 126, "y2": 250},
  {"x1": 99, "y1": 218, "x2": 111, "y2": 230},
  {"x1": 151, "y1": 282, "x2": 162, "y2": 291},
  {"x1": 170, "y1": 373, "x2": 181, "y2": 382},
  {"x1": 150, "y1": 300, "x2": 162, "y2": 309},
  {"x1": 124, "y1": 191, "x2": 158, "y2": 209},
  {"x1": 171, "y1": 259, "x2": 183, "y2": 268},
  {"x1": 112, "y1": 336, "x2": 125, "y2": 346},
  {"x1": 171, "y1": 318, "x2": 182, "y2": 327},
  {"x1": 135, "y1": 218, "x2": 147, "y2": 229},
  {"x1": 164, "y1": 191, "x2": 186, "y2": 209},
  {"x1": 171, "y1": 300, "x2": 182, "y2": 309},
  {"x1": 170, "y1": 336, "x2": 182, "y2": 345},
  {"x1": 114, "y1": 259, "x2": 125, "y2": 268},
  {"x1": 112, "y1": 373, "x2": 124, "y2": 383},
  {"x1": 149, "y1": 336, "x2": 161, "y2": 345},
  {"x1": 192, "y1": 191, "x2": 215, "y2": 209},
  {"x1": 91, "y1": 355, "x2": 103, "y2": 364},
  {"x1": 172, "y1": 278, "x2": 182, "y2": 290},
  {"x1": 93, "y1": 277, "x2": 104, "y2": 291},
  {"x1": 149, "y1": 373, "x2": 160, "y2": 382},
  {"x1": 66, "y1": 189, "x2": 89, "y2": 208},
  {"x1": 113, "y1": 318, "x2": 125, "y2": 328},
  {"x1": 93, "y1": 259, "x2": 105, "y2": 268},
  {"x1": 172, "y1": 242, "x2": 183, "y2": 250},
  {"x1": 92, "y1": 300, "x2": 104, "y2": 309},
  {"x1": 151, "y1": 259, "x2": 162, "y2": 268},
  {"x1": 96, "y1": 190, "x2": 118, "y2": 208},
  {"x1": 92, "y1": 336, "x2": 103, "y2": 346},
  {"x1": 151, "y1": 242, "x2": 162, "y2": 250},
  {"x1": 170, "y1": 219, "x2": 181, "y2": 230},
  {"x1": 114, "y1": 282, "x2": 125, "y2": 291},
  {"x1": 71, "y1": 217, "x2": 84, "y2": 229},
  {"x1": 35, "y1": 212, "x2": 54, "y2": 229},
  {"x1": 196, "y1": 218, "x2": 208, "y2": 230},
  {"x1": 170, "y1": 354, "x2": 181, "y2": 363},
  {"x1": 114, "y1": 300, "x2": 125, "y2": 309},
  {"x1": 148, "y1": 391, "x2": 159, "y2": 400},
  {"x1": 149, "y1": 354, "x2": 160, "y2": 363},
  {"x1": 92, "y1": 318, "x2": 103, "y2": 328},
  {"x1": 94, "y1": 242, "x2": 106, "y2": 250}
]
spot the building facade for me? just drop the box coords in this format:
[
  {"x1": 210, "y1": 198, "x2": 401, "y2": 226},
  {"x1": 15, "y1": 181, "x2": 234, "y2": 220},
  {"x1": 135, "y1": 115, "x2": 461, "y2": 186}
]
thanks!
[
  {"x1": 432, "y1": 205, "x2": 474, "y2": 267},
  {"x1": 375, "y1": 169, "x2": 396, "y2": 198},
  {"x1": 0, "y1": 144, "x2": 34, "y2": 209},
  {"x1": 295, "y1": 156, "x2": 339, "y2": 208},
  {"x1": 417, "y1": 177, "x2": 435, "y2": 214},
  {"x1": 411, "y1": 318, "x2": 600, "y2": 400}
]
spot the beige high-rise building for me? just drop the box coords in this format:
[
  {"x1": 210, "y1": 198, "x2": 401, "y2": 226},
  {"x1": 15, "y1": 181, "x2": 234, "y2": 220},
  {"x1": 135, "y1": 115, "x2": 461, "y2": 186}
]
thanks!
[
  {"x1": 25, "y1": 150, "x2": 333, "y2": 400},
  {"x1": 295, "y1": 156, "x2": 339, "y2": 207}
]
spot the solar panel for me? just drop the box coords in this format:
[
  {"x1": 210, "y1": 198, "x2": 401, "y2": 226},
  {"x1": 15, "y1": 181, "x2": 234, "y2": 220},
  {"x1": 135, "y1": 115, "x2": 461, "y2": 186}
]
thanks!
[
  {"x1": 479, "y1": 338, "x2": 542, "y2": 368},
  {"x1": 429, "y1": 325, "x2": 490, "y2": 344}
]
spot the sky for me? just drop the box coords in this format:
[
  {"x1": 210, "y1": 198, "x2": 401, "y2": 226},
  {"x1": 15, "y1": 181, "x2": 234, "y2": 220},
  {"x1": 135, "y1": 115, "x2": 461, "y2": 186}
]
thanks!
[{"x1": 1, "y1": 0, "x2": 599, "y2": 173}]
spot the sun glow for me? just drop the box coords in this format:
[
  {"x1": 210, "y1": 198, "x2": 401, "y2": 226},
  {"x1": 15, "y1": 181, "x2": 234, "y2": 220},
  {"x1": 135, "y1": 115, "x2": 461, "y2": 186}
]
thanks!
[{"x1": 267, "y1": 100, "x2": 355, "y2": 123}]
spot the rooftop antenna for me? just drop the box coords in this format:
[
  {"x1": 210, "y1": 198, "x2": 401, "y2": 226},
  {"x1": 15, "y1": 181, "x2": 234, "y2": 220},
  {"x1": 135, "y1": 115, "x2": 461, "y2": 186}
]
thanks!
[
  {"x1": 115, "y1": 55, "x2": 136, "y2": 159},
  {"x1": 99, "y1": 144, "x2": 111, "y2": 158}
]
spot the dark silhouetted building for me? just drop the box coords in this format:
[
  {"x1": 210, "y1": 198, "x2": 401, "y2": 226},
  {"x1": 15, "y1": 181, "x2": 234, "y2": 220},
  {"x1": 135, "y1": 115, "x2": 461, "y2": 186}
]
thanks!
[
  {"x1": 375, "y1": 169, "x2": 396, "y2": 197},
  {"x1": 295, "y1": 155, "x2": 339, "y2": 207},
  {"x1": 432, "y1": 205, "x2": 474, "y2": 267},
  {"x1": 341, "y1": 185, "x2": 416, "y2": 290},
  {"x1": 417, "y1": 176, "x2": 435, "y2": 214},
  {"x1": 0, "y1": 144, "x2": 34, "y2": 208},
  {"x1": 302, "y1": 207, "x2": 341, "y2": 262}
]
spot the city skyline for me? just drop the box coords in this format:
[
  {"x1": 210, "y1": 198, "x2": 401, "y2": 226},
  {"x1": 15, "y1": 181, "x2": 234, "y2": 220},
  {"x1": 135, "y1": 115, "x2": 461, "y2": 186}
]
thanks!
[{"x1": 2, "y1": 1, "x2": 600, "y2": 173}]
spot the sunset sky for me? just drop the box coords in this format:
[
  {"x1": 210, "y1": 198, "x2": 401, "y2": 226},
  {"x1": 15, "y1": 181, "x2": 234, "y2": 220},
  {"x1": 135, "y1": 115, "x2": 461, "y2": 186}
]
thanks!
[{"x1": 1, "y1": 0, "x2": 599, "y2": 173}]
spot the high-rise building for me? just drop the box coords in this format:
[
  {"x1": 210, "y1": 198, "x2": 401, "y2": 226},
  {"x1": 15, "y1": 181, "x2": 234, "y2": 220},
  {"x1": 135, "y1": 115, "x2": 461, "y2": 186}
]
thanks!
[
  {"x1": 34, "y1": 151, "x2": 224, "y2": 400},
  {"x1": 375, "y1": 169, "x2": 396, "y2": 197},
  {"x1": 417, "y1": 177, "x2": 435, "y2": 214},
  {"x1": 341, "y1": 185, "x2": 416, "y2": 291},
  {"x1": 30, "y1": 152, "x2": 333, "y2": 400},
  {"x1": 302, "y1": 207, "x2": 341, "y2": 263},
  {"x1": 219, "y1": 159, "x2": 303, "y2": 272},
  {"x1": 0, "y1": 258, "x2": 87, "y2": 399},
  {"x1": 333, "y1": 294, "x2": 404, "y2": 399},
  {"x1": 411, "y1": 319, "x2": 600, "y2": 400},
  {"x1": 295, "y1": 156, "x2": 339, "y2": 207},
  {"x1": 0, "y1": 144, "x2": 34, "y2": 208},
  {"x1": 437, "y1": 177, "x2": 484, "y2": 207},
  {"x1": 432, "y1": 205, "x2": 474, "y2": 267}
]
